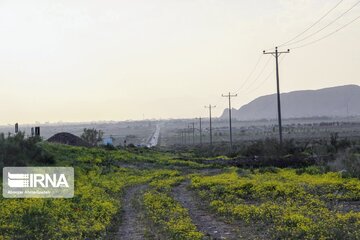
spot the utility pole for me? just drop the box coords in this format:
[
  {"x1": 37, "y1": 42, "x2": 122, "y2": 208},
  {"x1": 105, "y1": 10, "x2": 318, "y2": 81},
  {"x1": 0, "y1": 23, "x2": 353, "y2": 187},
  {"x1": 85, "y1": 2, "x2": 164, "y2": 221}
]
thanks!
[
  {"x1": 188, "y1": 123, "x2": 195, "y2": 145},
  {"x1": 190, "y1": 122, "x2": 195, "y2": 145},
  {"x1": 205, "y1": 105, "x2": 216, "y2": 146},
  {"x1": 183, "y1": 129, "x2": 187, "y2": 145},
  {"x1": 192, "y1": 122, "x2": 195, "y2": 145},
  {"x1": 180, "y1": 131, "x2": 184, "y2": 145},
  {"x1": 197, "y1": 117, "x2": 202, "y2": 145},
  {"x1": 187, "y1": 125, "x2": 191, "y2": 144},
  {"x1": 222, "y1": 92, "x2": 237, "y2": 150},
  {"x1": 263, "y1": 47, "x2": 290, "y2": 146}
]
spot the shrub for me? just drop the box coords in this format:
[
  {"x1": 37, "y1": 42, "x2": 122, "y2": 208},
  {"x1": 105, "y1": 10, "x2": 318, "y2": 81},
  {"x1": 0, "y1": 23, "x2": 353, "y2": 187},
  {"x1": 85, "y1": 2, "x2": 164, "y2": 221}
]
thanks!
[
  {"x1": 342, "y1": 154, "x2": 360, "y2": 178},
  {"x1": 295, "y1": 166, "x2": 324, "y2": 175},
  {"x1": 0, "y1": 132, "x2": 55, "y2": 168}
]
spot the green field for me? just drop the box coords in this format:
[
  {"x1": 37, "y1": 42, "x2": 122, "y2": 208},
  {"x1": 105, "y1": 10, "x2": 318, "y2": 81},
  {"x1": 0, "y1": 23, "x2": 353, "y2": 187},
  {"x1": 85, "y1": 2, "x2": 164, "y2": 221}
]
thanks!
[{"x1": 1, "y1": 142, "x2": 360, "y2": 239}]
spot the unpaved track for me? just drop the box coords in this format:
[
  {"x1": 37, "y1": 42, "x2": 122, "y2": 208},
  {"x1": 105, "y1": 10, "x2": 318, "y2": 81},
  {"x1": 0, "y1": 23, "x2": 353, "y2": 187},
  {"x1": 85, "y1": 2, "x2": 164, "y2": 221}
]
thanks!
[
  {"x1": 115, "y1": 185, "x2": 147, "y2": 240},
  {"x1": 173, "y1": 181, "x2": 241, "y2": 240},
  {"x1": 173, "y1": 180, "x2": 268, "y2": 240}
]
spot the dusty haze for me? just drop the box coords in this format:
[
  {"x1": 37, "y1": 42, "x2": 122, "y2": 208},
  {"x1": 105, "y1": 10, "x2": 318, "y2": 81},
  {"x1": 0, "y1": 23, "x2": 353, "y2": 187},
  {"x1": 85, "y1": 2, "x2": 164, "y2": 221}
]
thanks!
[{"x1": 0, "y1": 0, "x2": 359, "y2": 125}]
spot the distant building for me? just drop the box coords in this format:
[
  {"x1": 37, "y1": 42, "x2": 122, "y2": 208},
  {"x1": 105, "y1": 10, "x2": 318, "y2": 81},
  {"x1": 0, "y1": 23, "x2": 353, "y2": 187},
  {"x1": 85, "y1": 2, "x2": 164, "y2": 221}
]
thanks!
[{"x1": 103, "y1": 137, "x2": 113, "y2": 145}]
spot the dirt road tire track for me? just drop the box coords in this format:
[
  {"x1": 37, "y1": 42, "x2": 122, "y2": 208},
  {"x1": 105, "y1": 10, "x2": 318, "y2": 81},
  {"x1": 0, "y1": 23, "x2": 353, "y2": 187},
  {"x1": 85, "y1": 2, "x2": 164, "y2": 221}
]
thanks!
[
  {"x1": 172, "y1": 181, "x2": 240, "y2": 239},
  {"x1": 115, "y1": 185, "x2": 147, "y2": 240},
  {"x1": 173, "y1": 180, "x2": 269, "y2": 240}
]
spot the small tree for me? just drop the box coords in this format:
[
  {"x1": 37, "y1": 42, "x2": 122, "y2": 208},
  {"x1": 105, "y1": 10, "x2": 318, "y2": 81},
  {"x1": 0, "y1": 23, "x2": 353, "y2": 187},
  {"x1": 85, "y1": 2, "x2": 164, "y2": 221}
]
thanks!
[{"x1": 81, "y1": 128, "x2": 103, "y2": 146}]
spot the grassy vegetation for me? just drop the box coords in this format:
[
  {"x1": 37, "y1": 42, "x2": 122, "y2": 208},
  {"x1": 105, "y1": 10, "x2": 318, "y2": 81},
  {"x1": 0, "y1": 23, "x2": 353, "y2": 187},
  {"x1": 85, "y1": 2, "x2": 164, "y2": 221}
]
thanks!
[
  {"x1": 190, "y1": 168, "x2": 360, "y2": 239},
  {"x1": 1, "y1": 134, "x2": 360, "y2": 239},
  {"x1": 143, "y1": 190, "x2": 203, "y2": 240},
  {"x1": 173, "y1": 136, "x2": 360, "y2": 177},
  {"x1": 0, "y1": 155, "x2": 182, "y2": 238},
  {"x1": 0, "y1": 137, "x2": 205, "y2": 239},
  {"x1": 181, "y1": 135, "x2": 352, "y2": 158}
]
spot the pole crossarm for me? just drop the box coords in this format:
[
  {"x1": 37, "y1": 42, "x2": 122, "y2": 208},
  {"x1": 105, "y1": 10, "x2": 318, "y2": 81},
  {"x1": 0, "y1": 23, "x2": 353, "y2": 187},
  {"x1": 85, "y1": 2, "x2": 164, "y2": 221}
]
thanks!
[
  {"x1": 263, "y1": 47, "x2": 290, "y2": 56},
  {"x1": 221, "y1": 93, "x2": 238, "y2": 98}
]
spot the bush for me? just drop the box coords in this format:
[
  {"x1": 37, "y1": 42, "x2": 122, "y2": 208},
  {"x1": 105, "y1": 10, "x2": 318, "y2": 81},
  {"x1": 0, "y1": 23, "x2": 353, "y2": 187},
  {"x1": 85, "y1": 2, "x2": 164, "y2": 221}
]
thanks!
[
  {"x1": 258, "y1": 166, "x2": 280, "y2": 174},
  {"x1": 295, "y1": 166, "x2": 324, "y2": 175},
  {"x1": 0, "y1": 132, "x2": 55, "y2": 168},
  {"x1": 239, "y1": 139, "x2": 304, "y2": 158},
  {"x1": 342, "y1": 154, "x2": 360, "y2": 178},
  {"x1": 101, "y1": 144, "x2": 116, "y2": 151}
]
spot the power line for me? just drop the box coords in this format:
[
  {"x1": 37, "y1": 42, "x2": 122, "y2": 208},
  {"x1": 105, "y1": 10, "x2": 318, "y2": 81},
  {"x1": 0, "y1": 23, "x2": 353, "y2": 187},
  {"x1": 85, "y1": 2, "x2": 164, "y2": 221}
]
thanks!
[
  {"x1": 236, "y1": 0, "x2": 344, "y2": 92},
  {"x1": 244, "y1": 55, "x2": 287, "y2": 95},
  {"x1": 237, "y1": 54, "x2": 263, "y2": 92},
  {"x1": 279, "y1": 0, "x2": 345, "y2": 47},
  {"x1": 239, "y1": 2, "x2": 358, "y2": 125},
  {"x1": 284, "y1": 0, "x2": 360, "y2": 47},
  {"x1": 245, "y1": 69, "x2": 274, "y2": 95},
  {"x1": 291, "y1": 14, "x2": 360, "y2": 50},
  {"x1": 241, "y1": 55, "x2": 272, "y2": 92}
]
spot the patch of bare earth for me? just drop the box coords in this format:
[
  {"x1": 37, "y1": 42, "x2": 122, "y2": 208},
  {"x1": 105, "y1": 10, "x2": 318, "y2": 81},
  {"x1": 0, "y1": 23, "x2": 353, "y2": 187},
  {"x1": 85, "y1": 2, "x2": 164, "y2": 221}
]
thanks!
[
  {"x1": 328, "y1": 201, "x2": 360, "y2": 213},
  {"x1": 173, "y1": 180, "x2": 269, "y2": 240},
  {"x1": 113, "y1": 185, "x2": 147, "y2": 240}
]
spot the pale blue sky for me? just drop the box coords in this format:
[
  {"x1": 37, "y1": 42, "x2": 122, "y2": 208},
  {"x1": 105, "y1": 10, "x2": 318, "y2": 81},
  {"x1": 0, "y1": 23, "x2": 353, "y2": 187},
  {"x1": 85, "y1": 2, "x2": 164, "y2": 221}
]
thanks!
[{"x1": 0, "y1": 0, "x2": 359, "y2": 124}]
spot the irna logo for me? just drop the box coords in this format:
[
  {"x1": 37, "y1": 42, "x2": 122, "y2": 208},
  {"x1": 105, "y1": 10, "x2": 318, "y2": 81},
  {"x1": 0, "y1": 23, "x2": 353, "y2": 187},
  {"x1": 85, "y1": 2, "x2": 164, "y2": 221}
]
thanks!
[
  {"x1": 3, "y1": 167, "x2": 74, "y2": 198},
  {"x1": 7, "y1": 172, "x2": 69, "y2": 188}
]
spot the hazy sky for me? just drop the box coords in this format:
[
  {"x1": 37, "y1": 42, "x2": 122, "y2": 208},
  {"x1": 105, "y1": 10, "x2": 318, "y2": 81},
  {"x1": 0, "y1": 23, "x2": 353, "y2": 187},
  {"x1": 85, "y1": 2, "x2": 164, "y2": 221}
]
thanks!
[{"x1": 0, "y1": 0, "x2": 359, "y2": 124}]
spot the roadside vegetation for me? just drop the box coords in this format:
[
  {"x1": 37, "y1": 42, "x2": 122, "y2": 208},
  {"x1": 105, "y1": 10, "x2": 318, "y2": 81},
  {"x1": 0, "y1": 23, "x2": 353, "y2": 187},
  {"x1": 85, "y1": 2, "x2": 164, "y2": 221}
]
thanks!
[{"x1": 175, "y1": 133, "x2": 360, "y2": 177}]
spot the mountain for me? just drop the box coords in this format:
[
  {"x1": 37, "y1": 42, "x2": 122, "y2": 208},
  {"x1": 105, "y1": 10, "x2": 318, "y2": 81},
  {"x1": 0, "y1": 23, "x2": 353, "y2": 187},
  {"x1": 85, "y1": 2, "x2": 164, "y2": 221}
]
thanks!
[{"x1": 221, "y1": 85, "x2": 360, "y2": 120}]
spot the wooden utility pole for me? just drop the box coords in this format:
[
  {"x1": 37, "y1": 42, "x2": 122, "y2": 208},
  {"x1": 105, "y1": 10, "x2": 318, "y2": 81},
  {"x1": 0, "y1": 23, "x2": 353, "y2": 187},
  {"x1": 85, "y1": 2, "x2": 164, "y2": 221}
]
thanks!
[
  {"x1": 263, "y1": 47, "x2": 290, "y2": 146},
  {"x1": 184, "y1": 129, "x2": 187, "y2": 145},
  {"x1": 222, "y1": 92, "x2": 237, "y2": 149},
  {"x1": 198, "y1": 117, "x2": 202, "y2": 145},
  {"x1": 188, "y1": 122, "x2": 195, "y2": 145},
  {"x1": 205, "y1": 105, "x2": 216, "y2": 146},
  {"x1": 181, "y1": 131, "x2": 184, "y2": 145}
]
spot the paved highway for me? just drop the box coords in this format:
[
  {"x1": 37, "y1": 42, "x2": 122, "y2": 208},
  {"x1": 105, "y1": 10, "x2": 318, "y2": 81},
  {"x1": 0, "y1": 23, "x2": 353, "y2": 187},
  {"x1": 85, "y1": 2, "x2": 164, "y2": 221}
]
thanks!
[{"x1": 147, "y1": 124, "x2": 160, "y2": 148}]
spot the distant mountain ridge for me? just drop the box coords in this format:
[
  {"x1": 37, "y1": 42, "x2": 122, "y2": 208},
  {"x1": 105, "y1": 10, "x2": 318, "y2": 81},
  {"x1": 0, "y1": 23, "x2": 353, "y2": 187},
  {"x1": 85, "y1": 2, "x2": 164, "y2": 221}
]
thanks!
[{"x1": 221, "y1": 85, "x2": 360, "y2": 120}]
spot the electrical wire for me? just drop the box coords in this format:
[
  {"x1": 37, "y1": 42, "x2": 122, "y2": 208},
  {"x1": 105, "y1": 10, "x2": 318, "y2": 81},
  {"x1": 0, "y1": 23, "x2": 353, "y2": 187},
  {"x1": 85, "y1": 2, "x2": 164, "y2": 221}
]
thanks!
[
  {"x1": 291, "y1": 14, "x2": 360, "y2": 49},
  {"x1": 279, "y1": 0, "x2": 345, "y2": 47},
  {"x1": 236, "y1": 54, "x2": 263, "y2": 92},
  {"x1": 284, "y1": 0, "x2": 360, "y2": 47},
  {"x1": 244, "y1": 55, "x2": 287, "y2": 95},
  {"x1": 241, "y1": 55, "x2": 272, "y2": 92},
  {"x1": 242, "y1": 1, "x2": 359, "y2": 100}
]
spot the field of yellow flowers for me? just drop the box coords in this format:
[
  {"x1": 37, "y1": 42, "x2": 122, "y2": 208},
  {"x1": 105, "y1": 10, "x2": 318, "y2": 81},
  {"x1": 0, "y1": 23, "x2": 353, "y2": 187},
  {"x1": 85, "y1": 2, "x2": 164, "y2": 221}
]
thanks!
[
  {"x1": 190, "y1": 167, "x2": 360, "y2": 239},
  {"x1": 1, "y1": 143, "x2": 360, "y2": 239},
  {"x1": 0, "y1": 143, "x2": 206, "y2": 239}
]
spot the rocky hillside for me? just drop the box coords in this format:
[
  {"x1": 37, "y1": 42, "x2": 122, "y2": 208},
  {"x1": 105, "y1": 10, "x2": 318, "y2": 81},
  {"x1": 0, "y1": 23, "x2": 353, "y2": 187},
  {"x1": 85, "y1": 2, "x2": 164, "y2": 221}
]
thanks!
[{"x1": 221, "y1": 85, "x2": 360, "y2": 120}]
